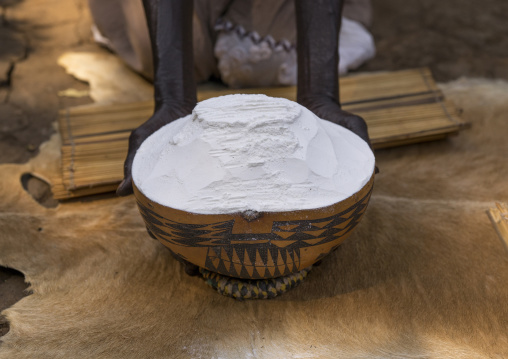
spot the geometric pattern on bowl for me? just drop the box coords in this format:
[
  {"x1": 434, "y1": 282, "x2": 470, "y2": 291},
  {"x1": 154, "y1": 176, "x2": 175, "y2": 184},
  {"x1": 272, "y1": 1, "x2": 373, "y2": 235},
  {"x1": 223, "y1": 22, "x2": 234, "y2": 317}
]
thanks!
[{"x1": 134, "y1": 172, "x2": 374, "y2": 280}]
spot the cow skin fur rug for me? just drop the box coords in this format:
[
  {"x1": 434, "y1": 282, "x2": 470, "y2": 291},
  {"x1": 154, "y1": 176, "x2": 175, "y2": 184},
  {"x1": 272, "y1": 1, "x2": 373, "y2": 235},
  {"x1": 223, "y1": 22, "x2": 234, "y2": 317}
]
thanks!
[{"x1": 0, "y1": 78, "x2": 507, "y2": 358}]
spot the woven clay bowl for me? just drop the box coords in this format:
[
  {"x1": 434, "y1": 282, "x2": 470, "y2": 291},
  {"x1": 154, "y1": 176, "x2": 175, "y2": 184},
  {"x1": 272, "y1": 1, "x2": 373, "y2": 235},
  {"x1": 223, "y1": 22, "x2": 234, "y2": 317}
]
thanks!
[{"x1": 133, "y1": 171, "x2": 374, "y2": 280}]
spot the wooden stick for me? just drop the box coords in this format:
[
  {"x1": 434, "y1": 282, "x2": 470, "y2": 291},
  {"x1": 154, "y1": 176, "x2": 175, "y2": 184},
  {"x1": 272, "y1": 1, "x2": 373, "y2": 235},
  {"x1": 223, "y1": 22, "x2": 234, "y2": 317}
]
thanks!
[{"x1": 487, "y1": 202, "x2": 508, "y2": 252}]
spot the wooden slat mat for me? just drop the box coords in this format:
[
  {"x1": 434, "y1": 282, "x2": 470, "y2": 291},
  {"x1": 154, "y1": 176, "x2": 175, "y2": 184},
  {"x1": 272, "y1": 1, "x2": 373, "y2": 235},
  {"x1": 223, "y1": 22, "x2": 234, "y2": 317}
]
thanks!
[{"x1": 54, "y1": 68, "x2": 467, "y2": 199}]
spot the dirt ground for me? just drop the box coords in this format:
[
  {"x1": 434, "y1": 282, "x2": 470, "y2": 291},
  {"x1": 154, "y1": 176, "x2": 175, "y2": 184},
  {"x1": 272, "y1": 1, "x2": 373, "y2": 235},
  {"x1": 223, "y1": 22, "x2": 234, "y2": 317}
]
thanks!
[{"x1": 1, "y1": 0, "x2": 507, "y2": 337}]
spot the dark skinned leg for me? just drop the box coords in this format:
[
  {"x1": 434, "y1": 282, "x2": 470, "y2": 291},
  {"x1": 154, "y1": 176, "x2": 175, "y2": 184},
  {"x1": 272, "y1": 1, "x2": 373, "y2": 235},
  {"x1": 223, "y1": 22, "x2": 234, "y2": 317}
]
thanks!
[
  {"x1": 295, "y1": 0, "x2": 371, "y2": 146},
  {"x1": 117, "y1": 0, "x2": 198, "y2": 275},
  {"x1": 117, "y1": 0, "x2": 197, "y2": 197}
]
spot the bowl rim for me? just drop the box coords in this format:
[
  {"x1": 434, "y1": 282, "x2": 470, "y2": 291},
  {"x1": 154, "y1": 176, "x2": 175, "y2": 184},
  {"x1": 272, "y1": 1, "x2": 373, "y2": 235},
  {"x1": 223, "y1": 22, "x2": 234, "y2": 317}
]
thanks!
[{"x1": 133, "y1": 170, "x2": 375, "y2": 227}]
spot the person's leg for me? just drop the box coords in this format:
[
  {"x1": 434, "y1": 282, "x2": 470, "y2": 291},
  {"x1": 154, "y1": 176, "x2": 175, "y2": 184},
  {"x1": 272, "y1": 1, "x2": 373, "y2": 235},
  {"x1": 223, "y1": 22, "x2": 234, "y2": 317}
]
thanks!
[
  {"x1": 118, "y1": 0, "x2": 197, "y2": 196},
  {"x1": 295, "y1": 0, "x2": 371, "y2": 145}
]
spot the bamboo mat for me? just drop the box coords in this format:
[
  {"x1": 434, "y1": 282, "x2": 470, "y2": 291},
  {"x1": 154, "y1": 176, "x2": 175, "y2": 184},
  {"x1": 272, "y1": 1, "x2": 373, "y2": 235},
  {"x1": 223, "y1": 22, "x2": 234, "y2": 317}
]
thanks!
[{"x1": 53, "y1": 68, "x2": 467, "y2": 199}]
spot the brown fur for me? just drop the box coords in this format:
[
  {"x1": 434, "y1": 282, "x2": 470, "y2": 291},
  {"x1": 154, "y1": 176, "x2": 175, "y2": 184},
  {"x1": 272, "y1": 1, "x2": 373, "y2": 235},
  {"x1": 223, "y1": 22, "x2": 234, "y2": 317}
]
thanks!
[{"x1": 1, "y1": 78, "x2": 507, "y2": 358}]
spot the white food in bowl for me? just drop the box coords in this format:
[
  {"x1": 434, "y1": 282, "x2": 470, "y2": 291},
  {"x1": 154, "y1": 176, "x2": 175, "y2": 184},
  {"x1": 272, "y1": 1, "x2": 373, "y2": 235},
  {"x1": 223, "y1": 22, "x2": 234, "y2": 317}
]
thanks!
[{"x1": 133, "y1": 94, "x2": 375, "y2": 214}]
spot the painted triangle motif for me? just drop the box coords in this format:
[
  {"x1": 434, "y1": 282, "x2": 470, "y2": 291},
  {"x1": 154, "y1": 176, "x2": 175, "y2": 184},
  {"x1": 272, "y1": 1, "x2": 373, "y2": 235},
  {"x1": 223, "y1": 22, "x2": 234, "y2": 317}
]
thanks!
[
  {"x1": 220, "y1": 248, "x2": 230, "y2": 262},
  {"x1": 312, "y1": 219, "x2": 333, "y2": 228},
  {"x1": 266, "y1": 250, "x2": 276, "y2": 270},
  {"x1": 235, "y1": 248, "x2": 245, "y2": 263},
  {"x1": 231, "y1": 248, "x2": 241, "y2": 264},
  {"x1": 240, "y1": 266, "x2": 251, "y2": 278},
  {"x1": 333, "y1": 217, "x2": 354, "y2": 230},
  {"x1": 243, "y1": 249, "x2": 253, "y2": 266},
  {"x1": 286, "y1": 250, "x2": 294, "y2": 268},
  {"x1": 282, "y1": 265, "x2": 290, "y2": 276},
  {"x1": 290, "y1": 253, "x2": 298, "y2": 272},
  {"x1": 303, "y1": 236, "x2": 326, "y2": 245},
  {"x1": 245, "y1": 265, "x2": 255, "y2": 278},
  {"x1": 251, "y1": 267, "x2": 261, "y2": 279},
  {"x1": 222, "y1": 260, "x2": 231, "y2": 273},
  {"x1": 212, "y1": 246, "x2": 221, "y2": 257},
  {"x1": 210, "y1": 257, "x2": 220, "y2": 270},
  {"x1": 229, "y1": 263, "x2": 238, "y2": 277},
  {"x1": 293, "y1": 249, "x2": 300, "y2": 268},
  {"x1": 277, "y1": 224, "x2": 300, "y2": 231},
  {"x1": 264, "y1": 268, "x2": 272, "y2": 278},
  {"x1": 273, "y1": 265, "x2": 282, "y2": 277},
  {"x1": 303, "y1": 229, "x2": 327, "y2": 237},
  {"x1": 340, "y1": 207, "x2": 357, "y2": 219},
  {"x1": 275, "y1": 231, "x2": 294, "y2": 239},
  {"x1": 233, "y1": 263, "x2": 243, "y2": 276},
  {"x1": 271, "y1": 240, "x2": 295, "y2": 248},
  {"x1": 255, "y1": 250, "x2": 265, "y2": 267},
  {"x1": 206, "y1": 247, "x2": 218, "y2": 260},
  {"x1": 277, "y1": 251, "x2": 285, "y2": 266},
  {"x1": 216, "y1": 259, "x2": 229, "y2": 275}
]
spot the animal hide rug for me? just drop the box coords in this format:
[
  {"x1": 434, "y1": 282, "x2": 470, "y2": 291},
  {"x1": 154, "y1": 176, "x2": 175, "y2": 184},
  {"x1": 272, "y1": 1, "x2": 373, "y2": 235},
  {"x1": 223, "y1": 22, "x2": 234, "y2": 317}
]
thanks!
[{"x1": 0, "y1": 78, "x2": 507, "y2": 358}]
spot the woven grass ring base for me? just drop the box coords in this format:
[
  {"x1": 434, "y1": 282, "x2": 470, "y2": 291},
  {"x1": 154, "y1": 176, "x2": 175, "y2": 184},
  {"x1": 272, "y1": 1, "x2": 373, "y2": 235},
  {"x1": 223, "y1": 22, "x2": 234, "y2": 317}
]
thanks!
[{"x1": 199, "y1": 266, "x2": 313, "y2": 300}]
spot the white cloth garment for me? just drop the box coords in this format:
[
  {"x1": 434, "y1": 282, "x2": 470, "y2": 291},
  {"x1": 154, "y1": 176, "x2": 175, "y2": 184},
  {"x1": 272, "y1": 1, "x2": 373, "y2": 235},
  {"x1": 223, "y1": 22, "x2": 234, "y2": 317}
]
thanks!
[{"x1": 214, "y1": 17, "x2": 376, "y2": 88}]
